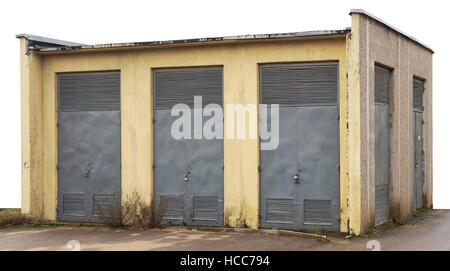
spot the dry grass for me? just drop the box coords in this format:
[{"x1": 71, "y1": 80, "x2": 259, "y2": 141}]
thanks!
[
  {"x1": 0, "y1": 209, "x2": 44, "y2": 228},
  {"x1": 96, "y1": 192, "x2": 168, "y2": 229}
]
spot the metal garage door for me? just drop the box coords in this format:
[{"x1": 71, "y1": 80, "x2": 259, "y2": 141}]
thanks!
[
  {"x1": 57, "y1": 71, "x2": 121, "y2": 222},
  {"x1": 374, "y1": 66, "x2": 391, "y2": 226},
  {"x1": 259, "y1": 62, "x2": 340, "y2": 231},
  {"x1": 154, "y1": 67, "x2": 224, "y2": 226},
  {"x1": 413, "y1": 78, "x2": 425, "y2": 210}
]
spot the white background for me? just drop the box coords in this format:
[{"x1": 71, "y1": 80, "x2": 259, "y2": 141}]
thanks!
[{"x1": 0, "y1": 0, "x2": 448, "y2": 208}]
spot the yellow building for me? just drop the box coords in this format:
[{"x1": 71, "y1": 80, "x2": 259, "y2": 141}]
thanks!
[{"x1": 18, "y1": 10, "x2": 433, "y2": 235}]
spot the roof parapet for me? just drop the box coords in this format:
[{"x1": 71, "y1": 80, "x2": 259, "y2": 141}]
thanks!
[{"x1": 349, "y1": 9, "x2": 433, "y2": 53}]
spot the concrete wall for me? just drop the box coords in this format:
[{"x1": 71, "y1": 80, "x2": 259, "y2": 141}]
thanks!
[
  {"x1": 20, "y1": 36, "x2": 350, "y2": 231},
  {"x1": 347, "y1": 13, "x2": 433, "y2": 233}
]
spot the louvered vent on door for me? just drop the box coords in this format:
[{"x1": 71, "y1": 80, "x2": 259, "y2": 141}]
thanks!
[
  {"x1": 154, "y1": 67, "x2": 223, "y2": 110},
  {"x1": 375, "y1": 185, "x2": 390, "y2": 226},
  {"x1": 93, "y1": 194, "x2": 120, "y2": 216},
  {"x1": 413, "y1": 79, "x2": 425, "y2": 112},
  {"x1": 58, "y1": 71, "x2": 120, "y2": 112},
  {"x1": 63, "y1": 194, "x2": 85, "y2": 215},
  {"x1": 375, "y1": 66, "x2": 391, "y2": 104},
  {"x1": 304, "y1": 200, "x2": 332, "y2": 225},
  {"x1": 266, "y1": 198, "x2": 294, "y2": 223},
  {"x1": 160, "y1": 195, "x2": 184, "y2": 220},
  {"x1": 260, "y1": 62, "x2": 338, "y2": 107},
  {"x1": 193, "y1": 197, "x2": 219, "y2": 221}
]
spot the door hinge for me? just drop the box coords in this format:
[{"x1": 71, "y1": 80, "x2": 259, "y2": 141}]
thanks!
[
  {"x1": 152, "y1": 118, "x2": 157, "y2": 124},
  {"x1": 336, "y1": 114, "x2": 340, "y2": 121},
  {"x1": 152, "y1": 163, "x2": 156, "y2": 169},
  {"x1": 258, "y1": 165, "x2": 262, "y2": 172},
  {"x1": 56, "y1": 122, "x2": 60, "y2": 128},
  {"x1": 337, "y1": 164, "x2": 340, "y2": 172},
  {"x1": 56, "y1": 165, "x2": 59, "y2": 170}
]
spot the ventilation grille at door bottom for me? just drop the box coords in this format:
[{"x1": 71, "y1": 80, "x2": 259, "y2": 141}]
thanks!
[
  {"x1": 303, "y1": 199, "x2": 333, "y2": 225},
  {"x1": 266, "y1": 198, "x2": 294, "y2": 224},
  {"x1": 375, "y1": 185, "x2": 390, "y2": 226},
  {"x1": 160, "y1": 196, "x2": 184, "y2": 220},
  {"x1": 193, "y1": 197, "x2": 219, "y2": 221},
  {"x1": 93, "y1": 194, "x2": 120, "y2": 216},
  {"x1": 63, "y1": 194, "x2": 85, "y2": 215}
]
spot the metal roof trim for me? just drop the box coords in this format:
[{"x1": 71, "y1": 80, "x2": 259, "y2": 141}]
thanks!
[
  {"x1": 16, "y1": 33, "x2": 86, "y2": 47},
  {"x1": 349, "y1": 9, "x2": 434, "y2": 53},
  {"x1": 20, "y1": 29, "x2": 350, "y2": 54}
]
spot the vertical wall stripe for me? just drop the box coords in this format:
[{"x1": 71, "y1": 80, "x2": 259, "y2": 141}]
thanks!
[
  {"x1": 366, "y1": 19, "x2": 371, "y2": 224},
  {"x1": 397, "y1": 35, "x2": 401, "y2": 213},
  {"x1": 407, "y1": 41, "x2": 411, "y2": 209}
]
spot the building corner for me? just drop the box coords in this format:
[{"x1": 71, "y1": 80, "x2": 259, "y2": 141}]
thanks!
[{"x1": 18, "y1": 37, "x2": 44, "y2": 218}]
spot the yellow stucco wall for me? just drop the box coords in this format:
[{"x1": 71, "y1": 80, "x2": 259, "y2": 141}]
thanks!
[
  {"x1": 346, "y1": 14, "x2": 363, "y2": 235},
  {"x1": 22, "y1": 36, "x2": 349, "y2": 231},
  {"x1": 19, "y1": 38, "x2": 44, "y2": 217}
]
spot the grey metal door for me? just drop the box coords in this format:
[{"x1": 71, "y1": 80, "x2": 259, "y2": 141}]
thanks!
[
  {"x1": 259, "y1": 62, "x2": 340, "y2": 231},
  {"x1": 57, "y1": 71, "x2": 121, "y2": 222},
  {"x1": 154, "y1": 67, "x2": 224, "y2": 226},
  {"x1": 413, "y1": 79, "x2": 425, "y2": 209},
  {"x1": 374, "y1": 66, "x2": 391, "y2": 226}
]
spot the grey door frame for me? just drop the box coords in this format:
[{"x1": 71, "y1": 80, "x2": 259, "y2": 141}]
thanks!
[
  {"x1": 257, "y1": 61, "x2": 341, "y2": 230},
  {"x1": 152, "y1": 65, "x2": 225, "y2": 226},
  {"x1": 56, "y1": 70, "x2": 122, "y2": 222}
]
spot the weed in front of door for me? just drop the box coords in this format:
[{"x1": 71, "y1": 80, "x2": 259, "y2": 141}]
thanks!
[{"x1": 96, "y1": 192, "x2": 168, "y2": 229}]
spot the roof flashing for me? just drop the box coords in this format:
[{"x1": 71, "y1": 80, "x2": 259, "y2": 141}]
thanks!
[
  {"x1": 16, "y1": 33, "x2": 86, "y2": 49},
  {"x1": 17, "y1": 29, "x2": 350, "y2": 54}
]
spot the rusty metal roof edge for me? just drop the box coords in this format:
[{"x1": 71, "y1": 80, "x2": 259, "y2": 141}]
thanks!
[
  {"x1": 28, "y1": 29, "x2": 350, "y2": 53},
  {"x1": 16, "y1": 33, "x2": 86, "y2": 47},
  {"x1": 349, "y1": 9, "x2": 434, "y2": 53}
]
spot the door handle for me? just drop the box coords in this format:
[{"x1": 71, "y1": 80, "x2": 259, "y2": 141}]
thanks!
[
  {"x1": 184, "y1": 169, "x2": 191, "y2": 182},
  {"x1": 184, "y1": 165, "x2": 192, "y2": 182},
  {"x1": 293, "y1": 168, "x2": 301, "y2": 184},
  {"x1": 292, "y1": 163, "x2": 302, "y2": 184},
  {"x1": 84, "y1": 162, "x2": 93, "y2": 178}
]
